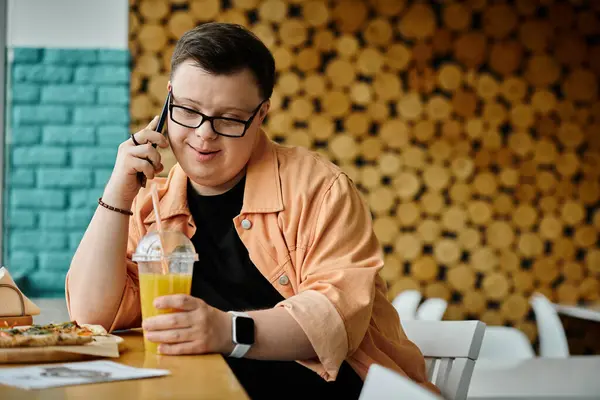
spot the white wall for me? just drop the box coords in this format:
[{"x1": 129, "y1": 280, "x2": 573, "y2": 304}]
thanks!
[{"x1": 7, "y1": 0, "x2": 128, "y2": 49}]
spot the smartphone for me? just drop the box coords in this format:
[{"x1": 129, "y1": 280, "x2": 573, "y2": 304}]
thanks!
[{"x1": 138, "y1": 93, "x2": 170, "y2": 187}]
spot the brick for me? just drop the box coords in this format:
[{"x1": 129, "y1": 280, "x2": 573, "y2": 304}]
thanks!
[
  {"x1": 41, "y1": 85, "x2": 95, "y2": 104},
  {"x1": 73, "y1": 106, "x2": 128, "y2": 125},
  {"x1": 97, "y1": 125, "x2": 129, "y2": 146},
  {"x1": 10, "y1": 126, "x2": 42, "y2": 145},
  {"x1": 12, "y1": 105, "x2": 69, "y2": 125},
  {"x1": 70, "y1": 189, "x2": 102, "y2": 209},
  {"x1": 68, "y1": 209, "x2": 95, "y2": 227},
  {"x1": 10, "y1": 231, "x2": 67, "y2": 251},
  {"x1": 13, "y1": 147, "x2": 67, "y2": 166},
  {"x1": 39, "y1": 252, "x2": 74, "y2": 271},
  {"x1": 43, "y1": 49, "x2": 97, "y2": 65},
  {"x1": 38, "y1": 169, "x2": 93, "y2": 188},
  {"x1": 11, "y1": 189, "x2": 66, "y2": 209},
  {"x1": 72, "y1": 148, "x2": 117, "y2": 167},
  {"x1": 12, "y1": 48, "x2": 42, "y2": 63},
  {"x1": 39, "y1": 211, "x2": 68, "y2": 228},
  {"x1": 7, "y1": 210, "x2": 36, "y2": 228},
  {"x1": 74, "y1": 66, "x2": 129, "y2": 84},
  {"x1": 12, "y1": 65, "x2": 72, "y2": 83},
  {"x1": 94, "y1": 169, "x2": 113, "y2": 188},
  {"x1": 27, "y1": 271, "x2": 68, "y2": 293},
  {"x1": 69, "y1": 231, "x2": 85, "y2": 250},
  {"x1": 10, "y1": 169, "x2": 36, "y2": 187},
  {"x1": 11, "y1": 84, "x2": 41, "y2": 104},
  {"x1": 97, "y1": 86, "x2": 129, "y2": 105},
  {"x1": 40, "y1": 210, "x2": 94, "y2": 230},
  {"x1": 7, "y1": 252, "x2": 37, "y2": 278},
  {"x1": 97, "y1": 50, "x2": 130, "y2": 65},
  {"x1": 42, "y1": 126, "x2": 95, "y2": 145}
]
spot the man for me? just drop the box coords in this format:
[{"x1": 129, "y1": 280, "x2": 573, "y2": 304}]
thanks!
[{"x1": 67, "y1": 23, "x2": 436, "y2": 398}]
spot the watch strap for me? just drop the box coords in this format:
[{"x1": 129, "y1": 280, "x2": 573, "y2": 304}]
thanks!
[{"x1": 228, "y1": 311, "x2": 252, "y2": 358}]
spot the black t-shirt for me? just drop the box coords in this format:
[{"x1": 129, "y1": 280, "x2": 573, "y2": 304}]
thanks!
[{"x1": 187, "y1": 177, "x2": 363, "y2": 399}]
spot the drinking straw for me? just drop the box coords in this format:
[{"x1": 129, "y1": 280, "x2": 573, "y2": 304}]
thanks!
[{"x1": 150, "y1": 183, "x2": 169, "y2": 275}]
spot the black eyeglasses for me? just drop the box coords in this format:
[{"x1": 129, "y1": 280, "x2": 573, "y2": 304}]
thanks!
[{"x1": 169, "y1": 91, "x2": 267, "y2": 138}]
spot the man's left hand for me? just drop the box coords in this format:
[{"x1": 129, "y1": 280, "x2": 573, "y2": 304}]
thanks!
[{"x1": 142, "y1": 295, "x2": 233, "y2": 355}]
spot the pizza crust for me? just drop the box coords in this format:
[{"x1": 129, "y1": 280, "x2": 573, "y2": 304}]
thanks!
[{"x1": 0, "y1": 334, "x2": 30, "y2": 348}]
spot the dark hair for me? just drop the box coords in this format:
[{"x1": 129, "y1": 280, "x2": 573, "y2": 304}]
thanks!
[{"x1": 171, "y1": 23, "x2": 276, "y2": 100}]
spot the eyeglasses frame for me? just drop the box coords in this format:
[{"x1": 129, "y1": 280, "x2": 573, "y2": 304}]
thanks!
[{"x1": 167, "y1": 90, "x2": 268, "y2": 138}]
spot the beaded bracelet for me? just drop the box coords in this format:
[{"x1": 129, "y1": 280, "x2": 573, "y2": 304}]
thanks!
[{"x1": 98, "y1": 197, "x2": 133, "y2": 216}]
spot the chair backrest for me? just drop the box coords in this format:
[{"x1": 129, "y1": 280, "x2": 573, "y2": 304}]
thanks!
[
  {"x1": 478, "y1": 326, "x2": 535, "y2": 359},
  {"x1": 530, "y1": 293, "x2": 569, "y2": 358},
  {"x1": 416, "y1": 298, "x2": 448, "y2": 321},
  {"x1": 391, "y1": 290, "x2": 422, "y2": 321},
  {"x1": 402, "y1": 320, "x2": 486, "y2": 400},
  {"x1": 359, "y1": 364, "x2": 442, "y2": 400}
]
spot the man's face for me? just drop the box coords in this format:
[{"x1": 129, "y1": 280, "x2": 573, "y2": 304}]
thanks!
[{"x1": 168, "y1": 60, "x2": 269, "y2": 194}]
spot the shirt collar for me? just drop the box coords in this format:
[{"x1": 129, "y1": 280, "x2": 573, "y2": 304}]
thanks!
[
  {"x1": 241, "y1": 129, "x2": 284, "y2": 214},
  {"x1": 143, "y1": 129, "x2": 283, "y2": 225}
]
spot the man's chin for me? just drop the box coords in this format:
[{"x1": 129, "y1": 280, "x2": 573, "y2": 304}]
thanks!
[{"x1": 182, "y1": 166, "x2": 214, "y2": 183}]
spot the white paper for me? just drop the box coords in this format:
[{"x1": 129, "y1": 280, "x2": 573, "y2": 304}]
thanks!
[{"x1": 0, "y1": 360, "x2": 170, "y2": 390}]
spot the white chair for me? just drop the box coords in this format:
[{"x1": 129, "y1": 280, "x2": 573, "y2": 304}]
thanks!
[
  {"x1": 478, "y1": 326, "x2": 535, "y2": 359},
  {"x1": 403, "y1": 320, "x2": 486, "y2": 400},
  {"x1": 530, "y1": 293, "x2": 569, "y2": 358},
  {"x1": 392, "y1": 290, "x2": 422, "y2": 321},
  {"x1": 359, "y1": 364, "x2": 442, "y2": 400},
  {"x1": 416, "y1": 298, "x2": 448, "y2": 321}
]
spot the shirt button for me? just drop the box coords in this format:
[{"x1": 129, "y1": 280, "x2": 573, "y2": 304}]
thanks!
[
  {"x1": 278, "y1": 275, "x2": 290, "y2": 286},
  {"x1": 241, "y1": 219, "x2": 252, "y2": 230}
]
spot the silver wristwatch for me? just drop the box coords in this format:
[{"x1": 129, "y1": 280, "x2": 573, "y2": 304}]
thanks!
[{"x1": 228, "y1": 311, "x2": 255, "y2": 358}]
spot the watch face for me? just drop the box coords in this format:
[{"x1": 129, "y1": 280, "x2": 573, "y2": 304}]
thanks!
[{"x1": 235, "y1": 316, "x2": 255, "y2": 345}]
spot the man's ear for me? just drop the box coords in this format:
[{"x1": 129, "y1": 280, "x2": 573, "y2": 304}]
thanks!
[
  {"x1": 167, "y1": 81, "x2": 172, "y2": 91},
  {"x1": 258, "y1": 99, "x2": 271, "y2": 123}
]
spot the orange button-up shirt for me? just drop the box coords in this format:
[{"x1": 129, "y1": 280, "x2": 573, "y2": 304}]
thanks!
[{"x1": 66, "y1": 131, "x2": 436, "y2": 392}]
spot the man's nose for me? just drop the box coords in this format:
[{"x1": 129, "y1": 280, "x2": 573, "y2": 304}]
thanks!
[{"x1": 195, "y1": 119, "x2": 218, "y2": 141}]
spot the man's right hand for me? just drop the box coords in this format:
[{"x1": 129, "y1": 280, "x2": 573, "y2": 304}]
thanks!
[{"x1": 102, "y1": 116, "x2": 170, "y2": 209}]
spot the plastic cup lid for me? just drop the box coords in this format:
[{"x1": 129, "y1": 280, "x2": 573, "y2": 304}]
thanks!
[{"x1": 131, "y1": 230, "x2": 198, "y2": 263}]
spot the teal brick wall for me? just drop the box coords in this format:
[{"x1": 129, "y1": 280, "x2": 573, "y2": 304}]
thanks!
[{"x1": 5, "y1": 48, "x2": 130, "y2": 296}]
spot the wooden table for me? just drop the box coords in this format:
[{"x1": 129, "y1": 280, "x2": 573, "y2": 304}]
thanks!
[
  {"x1": 467, "y1": 356, "x2": 600, "y2": 399},
  {"x1": 0, "y1": 330, "x2": 249, "y2": 400}
]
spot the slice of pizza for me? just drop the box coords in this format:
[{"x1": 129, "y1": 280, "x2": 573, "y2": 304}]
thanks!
[{"x1": 0, "y1": 321, "x2": 98, "y2": 348}]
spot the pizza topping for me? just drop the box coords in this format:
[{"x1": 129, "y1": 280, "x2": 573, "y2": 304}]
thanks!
[
  {"x1": 0, "y1": 328, "x2": 24, "y2": 336},
  {"x1": 9, "y1": 321, "x2": 90, "y2": 335},
  {"x1": 21, "y1": 328, "x2": 53, "y2": 336}
]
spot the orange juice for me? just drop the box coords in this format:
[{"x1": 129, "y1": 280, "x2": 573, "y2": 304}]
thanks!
[{"x1": 139, "y1": 272, "x2": 193, "y2": 353}]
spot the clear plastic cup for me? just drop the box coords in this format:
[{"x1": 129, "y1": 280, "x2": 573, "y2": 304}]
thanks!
[{"x1": 132, "y1": 230, "x2": 198, "y2": 353}]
